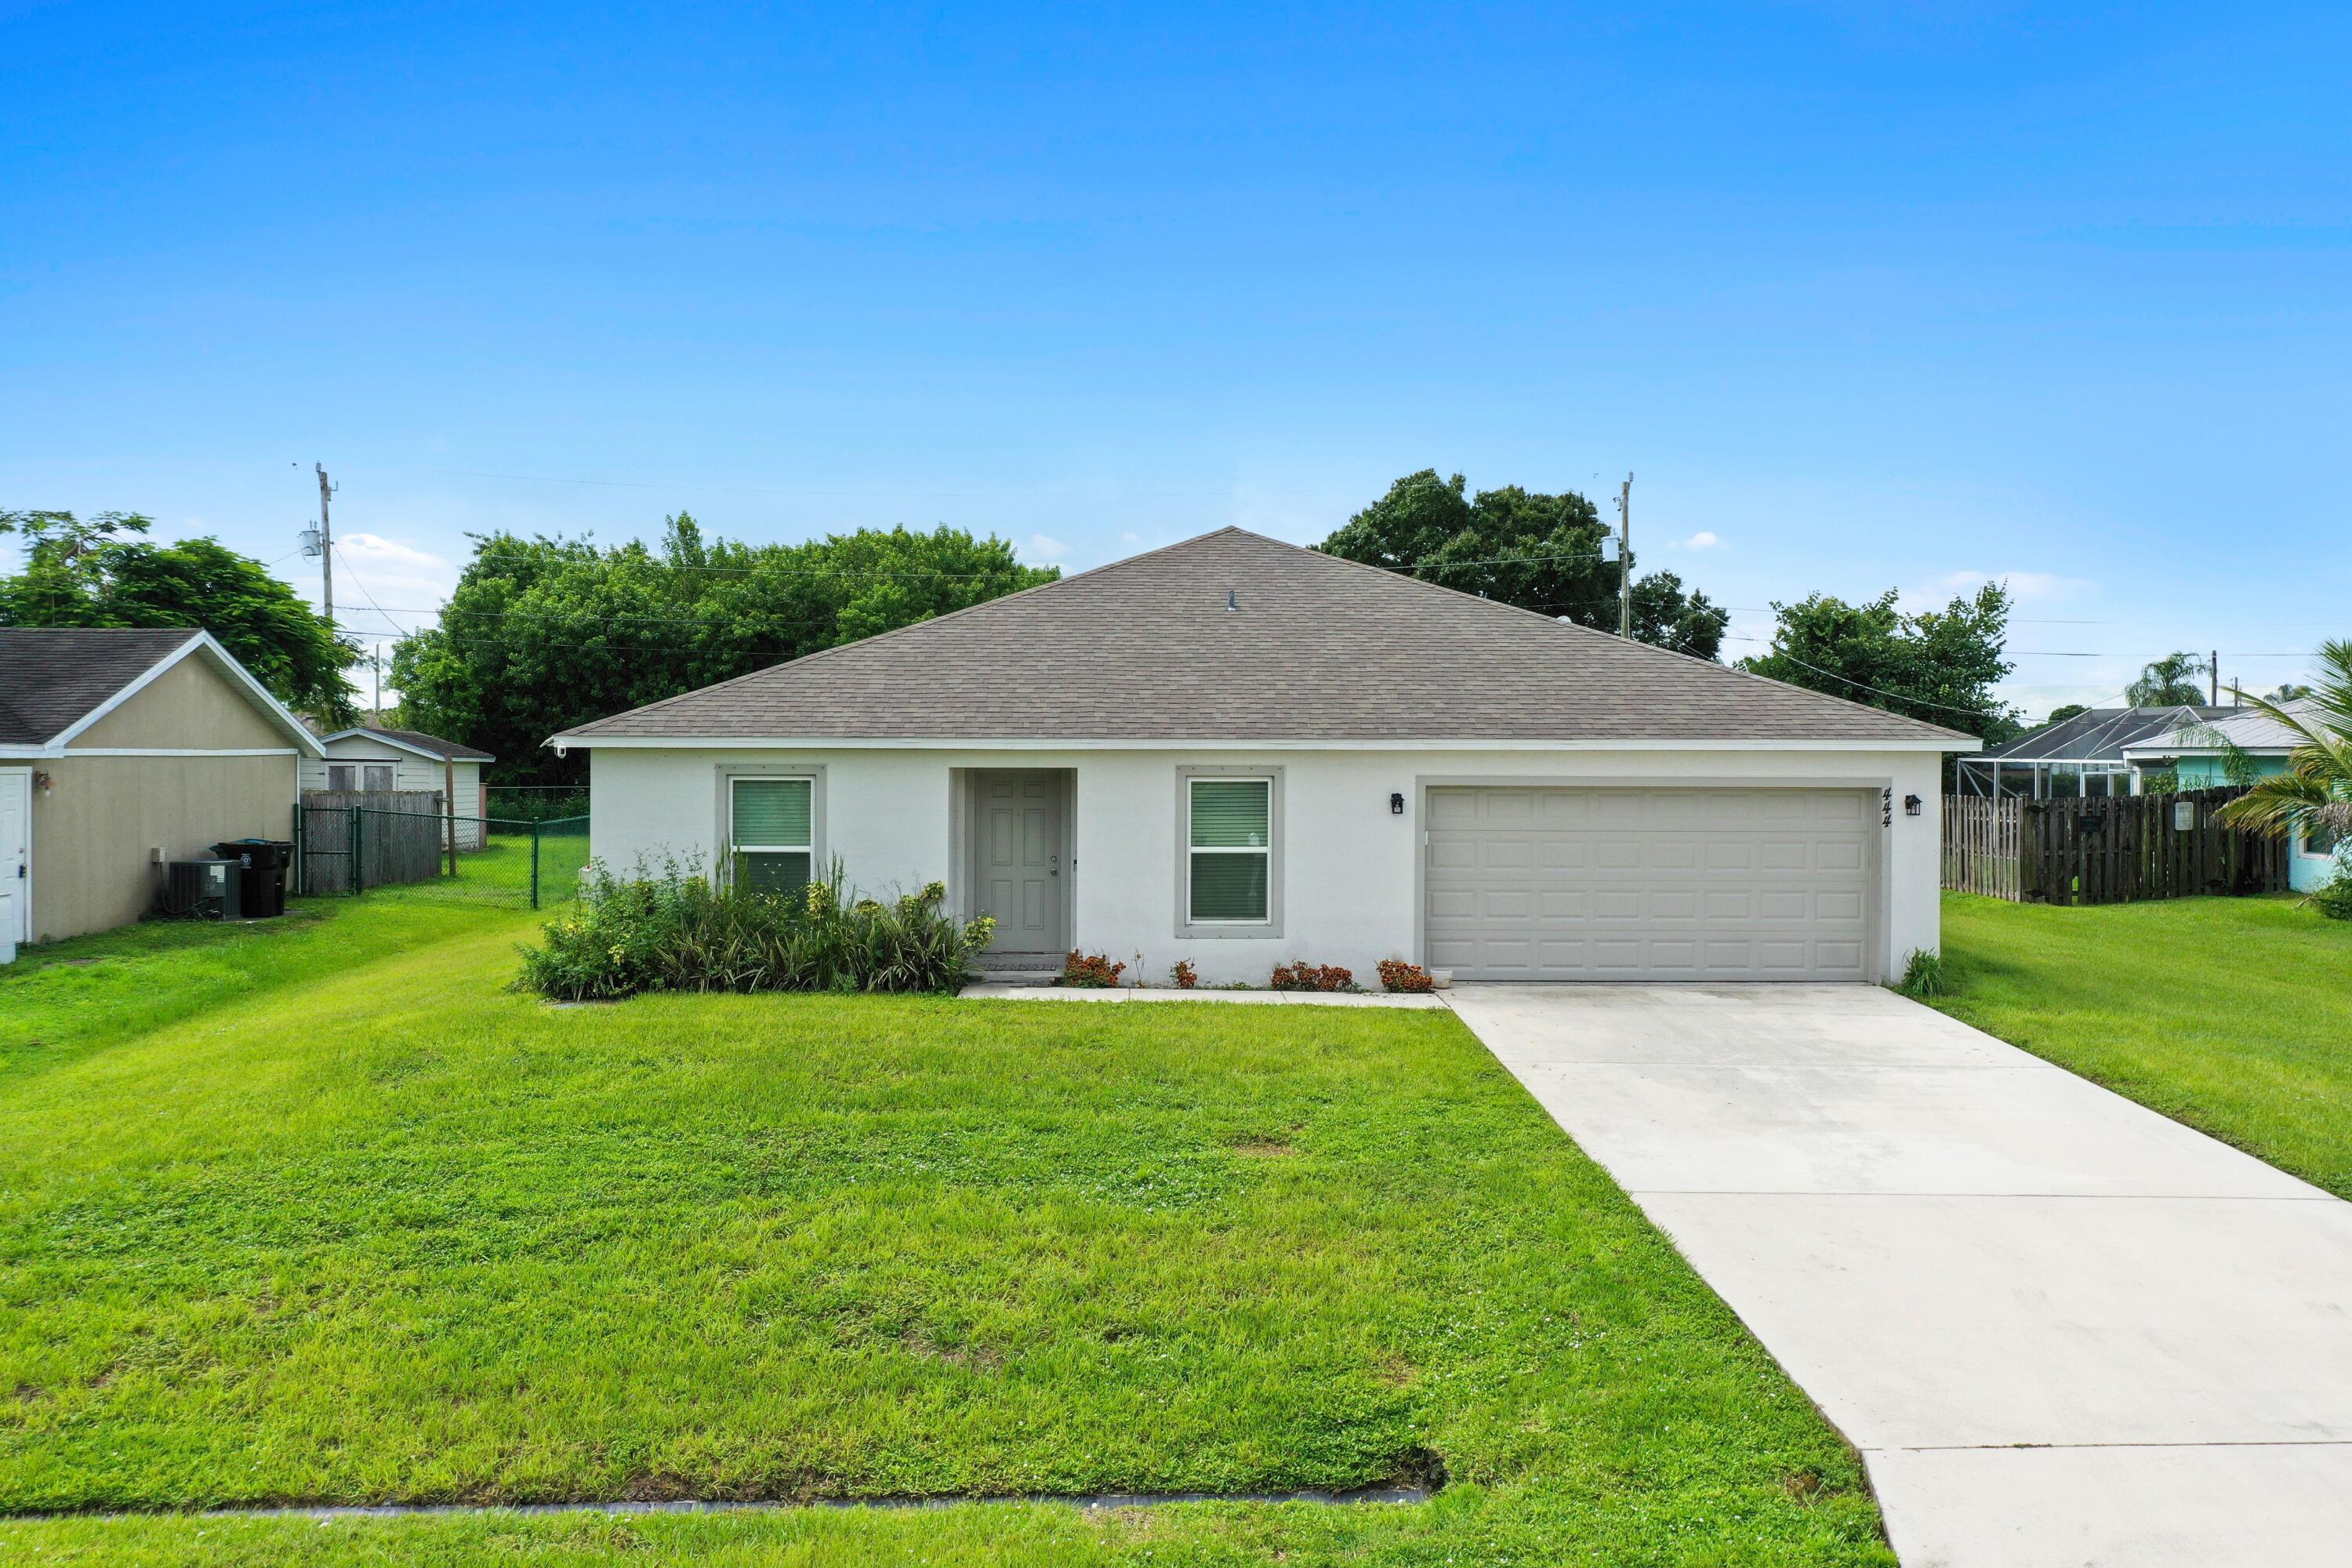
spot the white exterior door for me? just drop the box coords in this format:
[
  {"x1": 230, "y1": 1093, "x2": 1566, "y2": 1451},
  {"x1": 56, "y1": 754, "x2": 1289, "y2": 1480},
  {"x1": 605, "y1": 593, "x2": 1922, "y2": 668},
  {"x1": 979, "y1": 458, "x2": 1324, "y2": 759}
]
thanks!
[
  {"x1": 0, "y1": 768, "x2": 28, "y2": 963},
  {"x1": 1425, "y1": 786, "x2": 1877, "y2": 982}
]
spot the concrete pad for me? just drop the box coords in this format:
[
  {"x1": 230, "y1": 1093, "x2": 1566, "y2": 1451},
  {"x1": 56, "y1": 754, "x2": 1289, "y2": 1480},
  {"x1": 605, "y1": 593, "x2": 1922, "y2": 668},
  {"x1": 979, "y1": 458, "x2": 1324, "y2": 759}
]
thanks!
[
  {"x1": 1869, "y1": 1443, "x2": 2352, "y2": 1568},
  {"x1": 1444, "y1": 983, "x2": 2352, "y2": 1563},
  {"x1": 1515, "y1": 1061, "x2": 2320, "y2": 1198},
  {"x1": 1639, "y1": 1191, "x2": 2352, "y2": 1447},
  {"x1": 1447, "y1": 983, "x2": 2028, "y2": 1068}
]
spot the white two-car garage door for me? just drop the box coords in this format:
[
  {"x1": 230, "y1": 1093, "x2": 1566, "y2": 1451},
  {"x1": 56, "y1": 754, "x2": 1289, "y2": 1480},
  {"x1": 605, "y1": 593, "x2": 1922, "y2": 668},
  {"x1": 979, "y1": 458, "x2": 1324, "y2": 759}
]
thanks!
[{"x1": 1424, "y1": 786, "x2": 1877, "y2": 982}]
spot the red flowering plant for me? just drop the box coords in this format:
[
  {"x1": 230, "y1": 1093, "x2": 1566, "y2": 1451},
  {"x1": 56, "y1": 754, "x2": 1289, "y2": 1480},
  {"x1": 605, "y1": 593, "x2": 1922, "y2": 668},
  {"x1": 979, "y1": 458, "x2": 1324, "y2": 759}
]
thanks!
[
  {"x1": 1170, "y1": 959, "x2": 1198, "y2": 989},
  {"x1": 1060, "y1": 950, "x2": 1127, "y2": 988},
  {"x1": 1377, "y1": 960, "x2": 1435, "y2": 993},
  {"x1": 1269, "y1": 960, "x2": 1357, "y2": 993}
]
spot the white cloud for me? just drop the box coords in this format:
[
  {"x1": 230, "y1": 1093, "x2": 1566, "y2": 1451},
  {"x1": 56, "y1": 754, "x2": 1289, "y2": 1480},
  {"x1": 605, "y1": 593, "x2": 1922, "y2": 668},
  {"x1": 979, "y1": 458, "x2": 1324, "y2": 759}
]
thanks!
[
  {"x1": 1675, "y1": 530, "x2": 1722, "y2": 550},
  {"x1": 1028, "y1": 532, "x2": 1069, "y2": 562},
  {"x1": 319, "y1": 532, "x2": 459, "y2": 638},
  {"x1": 1922, "y1": 568, "x2": 2092, "y2": 604}
]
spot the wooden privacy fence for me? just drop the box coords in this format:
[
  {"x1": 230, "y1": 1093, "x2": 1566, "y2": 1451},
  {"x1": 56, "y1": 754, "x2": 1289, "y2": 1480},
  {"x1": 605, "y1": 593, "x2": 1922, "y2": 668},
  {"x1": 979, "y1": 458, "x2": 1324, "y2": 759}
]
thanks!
[
  {"x1": 296, "y1": 792, "x2": 446, "y2": 895},
  {"x1": 1944, "y1": 795, "x2": 2024, "y2": 900},
  {"x1": 1944, "y1": 788, "x2": 2291, "y2": 906}
]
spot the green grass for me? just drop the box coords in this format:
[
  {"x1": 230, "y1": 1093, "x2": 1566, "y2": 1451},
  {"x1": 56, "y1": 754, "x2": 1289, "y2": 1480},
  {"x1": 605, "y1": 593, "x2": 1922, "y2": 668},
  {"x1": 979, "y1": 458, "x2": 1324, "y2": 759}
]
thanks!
[
  {"x1": 0, "y1": 898, "x2": 1890, "y2": 1566},
  {"x1": 1934, "y1": 891, "x2": 2352, "y2": 1196}
]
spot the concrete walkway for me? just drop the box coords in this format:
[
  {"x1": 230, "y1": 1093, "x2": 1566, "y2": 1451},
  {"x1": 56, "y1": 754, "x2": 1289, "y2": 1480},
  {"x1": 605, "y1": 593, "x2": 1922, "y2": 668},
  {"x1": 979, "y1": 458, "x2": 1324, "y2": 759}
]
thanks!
[{"x1": 1443, "y1": 984, "x2": 2352, "y2": 1567}]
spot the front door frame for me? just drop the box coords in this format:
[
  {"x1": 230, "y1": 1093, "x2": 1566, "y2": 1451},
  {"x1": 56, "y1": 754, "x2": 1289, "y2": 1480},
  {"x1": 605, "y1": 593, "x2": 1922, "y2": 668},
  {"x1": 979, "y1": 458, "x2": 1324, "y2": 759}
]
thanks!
[
  {"x1": 964, "y1": 767, "x2": 1074, "y2": 959},
  {"x1": 0, "y1": 766, "x2": 31, "y2": 960}
]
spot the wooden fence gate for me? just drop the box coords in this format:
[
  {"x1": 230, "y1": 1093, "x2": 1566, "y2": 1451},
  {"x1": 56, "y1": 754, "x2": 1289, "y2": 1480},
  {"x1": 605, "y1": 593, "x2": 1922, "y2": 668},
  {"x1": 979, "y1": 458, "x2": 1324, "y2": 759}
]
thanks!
[
  {"x1": 1943, "y1": 789, "x2": 2291, "y2": 905},
  {"x1": 296, "y1": 791, "x2": 447, "y2": 895}
]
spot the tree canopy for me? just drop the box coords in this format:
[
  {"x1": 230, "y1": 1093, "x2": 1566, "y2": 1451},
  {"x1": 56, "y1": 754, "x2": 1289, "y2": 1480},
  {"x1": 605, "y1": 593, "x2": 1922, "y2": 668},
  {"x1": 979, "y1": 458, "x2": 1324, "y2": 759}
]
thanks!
[
  {"x1": 1316, "y1": 470, "x2": 1730, "y2": 659},
  {"x1": 390, "y1": 516, "x2": 1057, "y2": 784},
  {"x1": 2045, "y1": 702, "x2": 2090, "y2": 725},
  {"x1": 0, "y1": 510, "x2": 358, "y2": 723},
  {"x1": 1737, "y1": 583, "x2": 2021, "y2": 743},
  {"x1": 2128, "y1": 651, "x2": 2211, "y2": 707}
]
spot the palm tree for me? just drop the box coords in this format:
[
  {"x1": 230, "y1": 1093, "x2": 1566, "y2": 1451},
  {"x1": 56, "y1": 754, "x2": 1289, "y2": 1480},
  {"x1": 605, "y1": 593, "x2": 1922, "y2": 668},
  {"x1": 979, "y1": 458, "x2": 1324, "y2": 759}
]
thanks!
[
  {"x1": 2128, "y1": 650, "x2": 2210, "y2": 706},
  {"x1": 2209, "y1": 641, "x2": 2352, "y2": 869}
]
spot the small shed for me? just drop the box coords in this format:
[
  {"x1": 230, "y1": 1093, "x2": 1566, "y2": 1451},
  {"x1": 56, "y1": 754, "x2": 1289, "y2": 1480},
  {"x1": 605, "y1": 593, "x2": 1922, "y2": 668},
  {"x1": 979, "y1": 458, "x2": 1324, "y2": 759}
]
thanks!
[
  {"x1": 0, "y1": 628, "x2": 325, "y2": 954},
  {"x1": 300, "y1": 726, "x2": 497, "y2": 850}
]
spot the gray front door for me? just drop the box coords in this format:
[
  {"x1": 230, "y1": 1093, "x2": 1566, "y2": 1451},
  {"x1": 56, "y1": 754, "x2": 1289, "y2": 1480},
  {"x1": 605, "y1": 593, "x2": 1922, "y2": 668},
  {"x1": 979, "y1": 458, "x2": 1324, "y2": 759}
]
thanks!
[{"x1": 972, "y1": 771, "x2": 1067, "y2": 956}]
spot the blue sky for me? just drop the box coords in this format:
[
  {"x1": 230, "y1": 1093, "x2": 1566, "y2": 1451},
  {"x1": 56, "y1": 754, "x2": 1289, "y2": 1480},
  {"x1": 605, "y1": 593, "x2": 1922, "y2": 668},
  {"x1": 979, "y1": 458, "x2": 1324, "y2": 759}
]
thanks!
[{"x1": 5, "y1": 2, "x2": 2347, "y2": 720}]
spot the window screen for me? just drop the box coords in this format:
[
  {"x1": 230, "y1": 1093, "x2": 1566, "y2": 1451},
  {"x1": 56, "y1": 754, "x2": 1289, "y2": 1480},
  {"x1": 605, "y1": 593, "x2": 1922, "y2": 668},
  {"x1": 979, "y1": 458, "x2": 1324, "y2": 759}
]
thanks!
[
  {"x1": 731, "y1": 777, "x2": 814, "y2": 894},
  {"x1": 1188, "y1": 777, "x2": 1270, "y2": 922}
]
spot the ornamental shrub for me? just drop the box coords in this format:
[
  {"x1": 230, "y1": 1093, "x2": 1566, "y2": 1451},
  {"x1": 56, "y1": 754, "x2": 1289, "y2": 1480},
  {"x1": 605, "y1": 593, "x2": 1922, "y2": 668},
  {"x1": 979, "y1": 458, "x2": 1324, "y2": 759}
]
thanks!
[
  {"x1": 1376, "y1": 959, "x2": 1435, "y2": 993},
  {"x1": 1170, "y1": 959, "x2": 1198, "y2": 989},
  {"x1": 516, "y1": 859, "x2": 995, "y2": 1000},
  {"x1": 2313, "y1": 874, "x2": 2352, "y2": 923},
  {"x1": 1060, "y1": 951, "x2": 1127, "y2": 987},
  {"x1": 1896, "y1": 948, "x2": 1955, "y2": 999},
  {"x1": 1270, "y1": 960, "x2": 1357, "y2": 993}
]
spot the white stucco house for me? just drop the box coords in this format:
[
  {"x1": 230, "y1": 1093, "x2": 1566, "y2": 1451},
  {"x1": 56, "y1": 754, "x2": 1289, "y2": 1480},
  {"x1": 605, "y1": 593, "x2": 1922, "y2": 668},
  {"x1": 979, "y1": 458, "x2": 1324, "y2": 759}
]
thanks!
[
  {"x1": 299, "y1": 725, "x2": 495, "y2": 850},
  {"x1": 554, "y1": 529, "x2": 1973, "y2": 984}
]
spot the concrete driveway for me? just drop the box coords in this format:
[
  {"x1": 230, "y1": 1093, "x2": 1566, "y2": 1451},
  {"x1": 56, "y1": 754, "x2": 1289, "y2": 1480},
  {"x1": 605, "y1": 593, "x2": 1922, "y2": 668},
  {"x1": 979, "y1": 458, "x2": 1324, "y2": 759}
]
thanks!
[{"x1": 1443, "y1": 984, "x2": 2352, "y2": 1567}]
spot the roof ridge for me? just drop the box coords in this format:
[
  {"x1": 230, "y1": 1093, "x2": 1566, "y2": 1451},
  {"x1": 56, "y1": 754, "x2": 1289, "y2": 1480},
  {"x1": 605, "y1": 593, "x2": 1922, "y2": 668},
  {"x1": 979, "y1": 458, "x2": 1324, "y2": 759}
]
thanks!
[{"x1": 554, "y1": 531, "x2": 1251, "y2": 734}]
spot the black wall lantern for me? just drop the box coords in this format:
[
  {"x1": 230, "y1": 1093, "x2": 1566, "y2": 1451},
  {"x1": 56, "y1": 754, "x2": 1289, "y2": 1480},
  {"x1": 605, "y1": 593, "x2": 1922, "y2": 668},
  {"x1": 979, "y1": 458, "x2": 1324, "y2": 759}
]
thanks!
[
  {"x1": 1904, "y1": 794, "x2": 1923, "y2": 817},
  {"x1": 1389, "y1": 792, "x2": 1406, "y2": 815}
]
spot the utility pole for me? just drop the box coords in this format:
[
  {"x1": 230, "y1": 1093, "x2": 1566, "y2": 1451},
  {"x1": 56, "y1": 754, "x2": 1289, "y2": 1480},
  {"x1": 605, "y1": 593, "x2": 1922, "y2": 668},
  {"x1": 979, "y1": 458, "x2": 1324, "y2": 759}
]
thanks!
[
  {"x1": 2210, "y1": 648, "x2": 2219, "y2": 706},
  {"x1": 315, "y1": 463, "x2": 336, "y2": 622},
  {"x1": 371, "y1": 642, "x2": 382, "y2": 719},
  {"x1": 1615, "y1": 473, "x2": 1634, "y2": 637}
]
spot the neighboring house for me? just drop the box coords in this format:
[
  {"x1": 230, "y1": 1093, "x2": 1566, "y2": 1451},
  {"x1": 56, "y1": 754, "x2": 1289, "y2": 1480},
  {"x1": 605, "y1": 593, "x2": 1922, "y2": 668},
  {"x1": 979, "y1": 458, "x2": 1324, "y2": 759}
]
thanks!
[
  {"x1": 1951, "y1": 706, "x2": 2233, "y2": 799},
  {"x1": 554, "y1": 529, "x2": 1974, "y2": 985},
  {"x1": 299, "y1": 726, "x2": 495, "y2": 850},
  {"x1": 0, "y1": 628, "x2": 325, "y2": 955},
  {"x1": 2120, "y1": 700, "x2": 2343, "y2": 892}
]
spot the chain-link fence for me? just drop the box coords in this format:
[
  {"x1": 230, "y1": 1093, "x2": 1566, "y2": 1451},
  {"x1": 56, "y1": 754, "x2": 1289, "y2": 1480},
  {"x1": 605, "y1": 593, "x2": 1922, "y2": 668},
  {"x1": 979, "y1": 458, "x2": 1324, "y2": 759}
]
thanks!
[{"x1": 292, "y1": 804, "x2": 590, "y2": 910}]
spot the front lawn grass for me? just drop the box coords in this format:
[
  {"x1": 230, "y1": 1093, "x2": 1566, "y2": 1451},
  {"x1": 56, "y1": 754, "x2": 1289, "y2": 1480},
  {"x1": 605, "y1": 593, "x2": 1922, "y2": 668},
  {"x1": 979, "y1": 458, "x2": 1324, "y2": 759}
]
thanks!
[
  {"x1": 1934, "y1": 892, "x2": 2352, "y2": 1196},
  {"x1": 0, "y1": 902, "x2": 1889, "y2": 1565}
]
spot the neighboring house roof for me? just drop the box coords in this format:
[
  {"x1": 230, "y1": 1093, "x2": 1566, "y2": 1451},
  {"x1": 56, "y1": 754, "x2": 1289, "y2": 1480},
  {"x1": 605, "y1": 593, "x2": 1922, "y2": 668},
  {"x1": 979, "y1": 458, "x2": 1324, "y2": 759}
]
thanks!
[
  {"x1": 1960, "y1": 706, "x2": 2233, "y2": 766},
  {"x1": 2119, "y1": 699, "x2": 2330, "y2": 760},
  {"x1": 0, "y1": 627, "x2": 325, "y2": 757},
  {"x1": 318, "y1": 724, "x2": 495, "y2": 764},
  {"x1": 554, "y1": 528, "x2": 1974, "y2": 748}
]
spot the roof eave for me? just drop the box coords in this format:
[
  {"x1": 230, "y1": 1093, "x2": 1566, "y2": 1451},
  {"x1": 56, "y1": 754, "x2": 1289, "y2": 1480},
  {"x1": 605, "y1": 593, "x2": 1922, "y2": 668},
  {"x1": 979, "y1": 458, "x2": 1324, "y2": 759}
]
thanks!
[{"x1": 550, "y1": 732, "x2": 1971, "y2": 753}]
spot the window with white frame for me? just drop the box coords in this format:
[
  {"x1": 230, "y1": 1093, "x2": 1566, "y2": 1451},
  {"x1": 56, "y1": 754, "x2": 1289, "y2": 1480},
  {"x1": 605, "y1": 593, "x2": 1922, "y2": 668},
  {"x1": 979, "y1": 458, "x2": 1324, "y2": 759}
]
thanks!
[
  {"x1": 2302, "y1": 823, "x2": 2339, "y2": 859},
  {"x1": 327, "y1": 764, "x2": 355, "y2": 792},
  {"x1": 730, "y1": 776, "x2": 815, "y2": 893},
  {"x1": 364, "y1": 764, "x2": 394, "y2": 792},
  {"x1": 1187, "y1": 776, "x2": 1272, "y2": 924}
]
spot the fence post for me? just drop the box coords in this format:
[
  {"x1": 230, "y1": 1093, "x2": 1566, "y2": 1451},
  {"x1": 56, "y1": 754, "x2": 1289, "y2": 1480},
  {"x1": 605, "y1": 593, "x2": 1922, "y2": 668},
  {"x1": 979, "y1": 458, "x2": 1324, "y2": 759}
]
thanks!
[
  {"x1": 351, "y1": 806, "x2": 365, "y2": 896},
  {"x1": 531, "y1": 821, "x2": 543, "y2": 911}
]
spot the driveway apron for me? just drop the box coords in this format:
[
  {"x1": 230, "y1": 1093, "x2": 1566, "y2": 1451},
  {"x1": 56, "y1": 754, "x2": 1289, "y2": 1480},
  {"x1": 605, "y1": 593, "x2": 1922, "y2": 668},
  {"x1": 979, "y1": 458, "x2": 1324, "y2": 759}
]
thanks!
[{"x1": 1444, "y1": 983, "x2": 2352, "y2": 1567}]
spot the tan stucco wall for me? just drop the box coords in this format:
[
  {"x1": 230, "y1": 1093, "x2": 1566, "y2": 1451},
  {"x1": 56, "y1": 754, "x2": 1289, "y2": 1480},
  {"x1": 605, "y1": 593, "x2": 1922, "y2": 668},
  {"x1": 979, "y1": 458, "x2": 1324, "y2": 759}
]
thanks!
[
  {"x1": 27, "y1": 654, "x2": 304, "y2": 942},
  {"x1": 30, "y1": 753, "x2": 298, "y2": 940},
  {"x1": 71, "y1": 655, "x2": 291, "y2": 751}
]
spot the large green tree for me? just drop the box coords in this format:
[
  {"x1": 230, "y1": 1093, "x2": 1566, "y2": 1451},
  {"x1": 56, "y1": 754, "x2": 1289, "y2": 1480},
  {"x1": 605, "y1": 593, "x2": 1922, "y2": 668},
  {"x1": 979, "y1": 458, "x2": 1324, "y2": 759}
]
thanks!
[
  {"x1": 0, "y1": 510, "x2": 357, "y2": 722},
  {"x1": 1316, "y1": 470, "x2": 1730, "y2": 658},
  {"x1": 1737, "y1": 583, "x2": 2022, "y2": 743},
  {"x1": 391, "y1": 516, "x2": 1056, "y2": 785}
]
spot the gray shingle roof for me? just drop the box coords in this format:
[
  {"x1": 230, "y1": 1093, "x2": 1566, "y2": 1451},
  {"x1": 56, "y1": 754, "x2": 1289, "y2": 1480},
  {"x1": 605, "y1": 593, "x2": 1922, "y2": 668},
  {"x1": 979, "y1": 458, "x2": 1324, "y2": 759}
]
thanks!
[
  {"x1": 0, "y1": 627, "x2": 203, "y2": 746},
  {"x1": 333, "y1": 725, "x2": 495, "y2": 763},
  {"x1": 556, "y1": 528, "x2": 1974, "y2": 746}
]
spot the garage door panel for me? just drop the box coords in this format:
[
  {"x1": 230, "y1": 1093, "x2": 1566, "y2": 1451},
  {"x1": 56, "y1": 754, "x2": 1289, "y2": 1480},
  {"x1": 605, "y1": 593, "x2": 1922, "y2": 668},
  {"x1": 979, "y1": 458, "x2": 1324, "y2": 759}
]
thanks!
[{"x1": 1426, "y1": 786, "x2": 1874, "y2": 982}]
